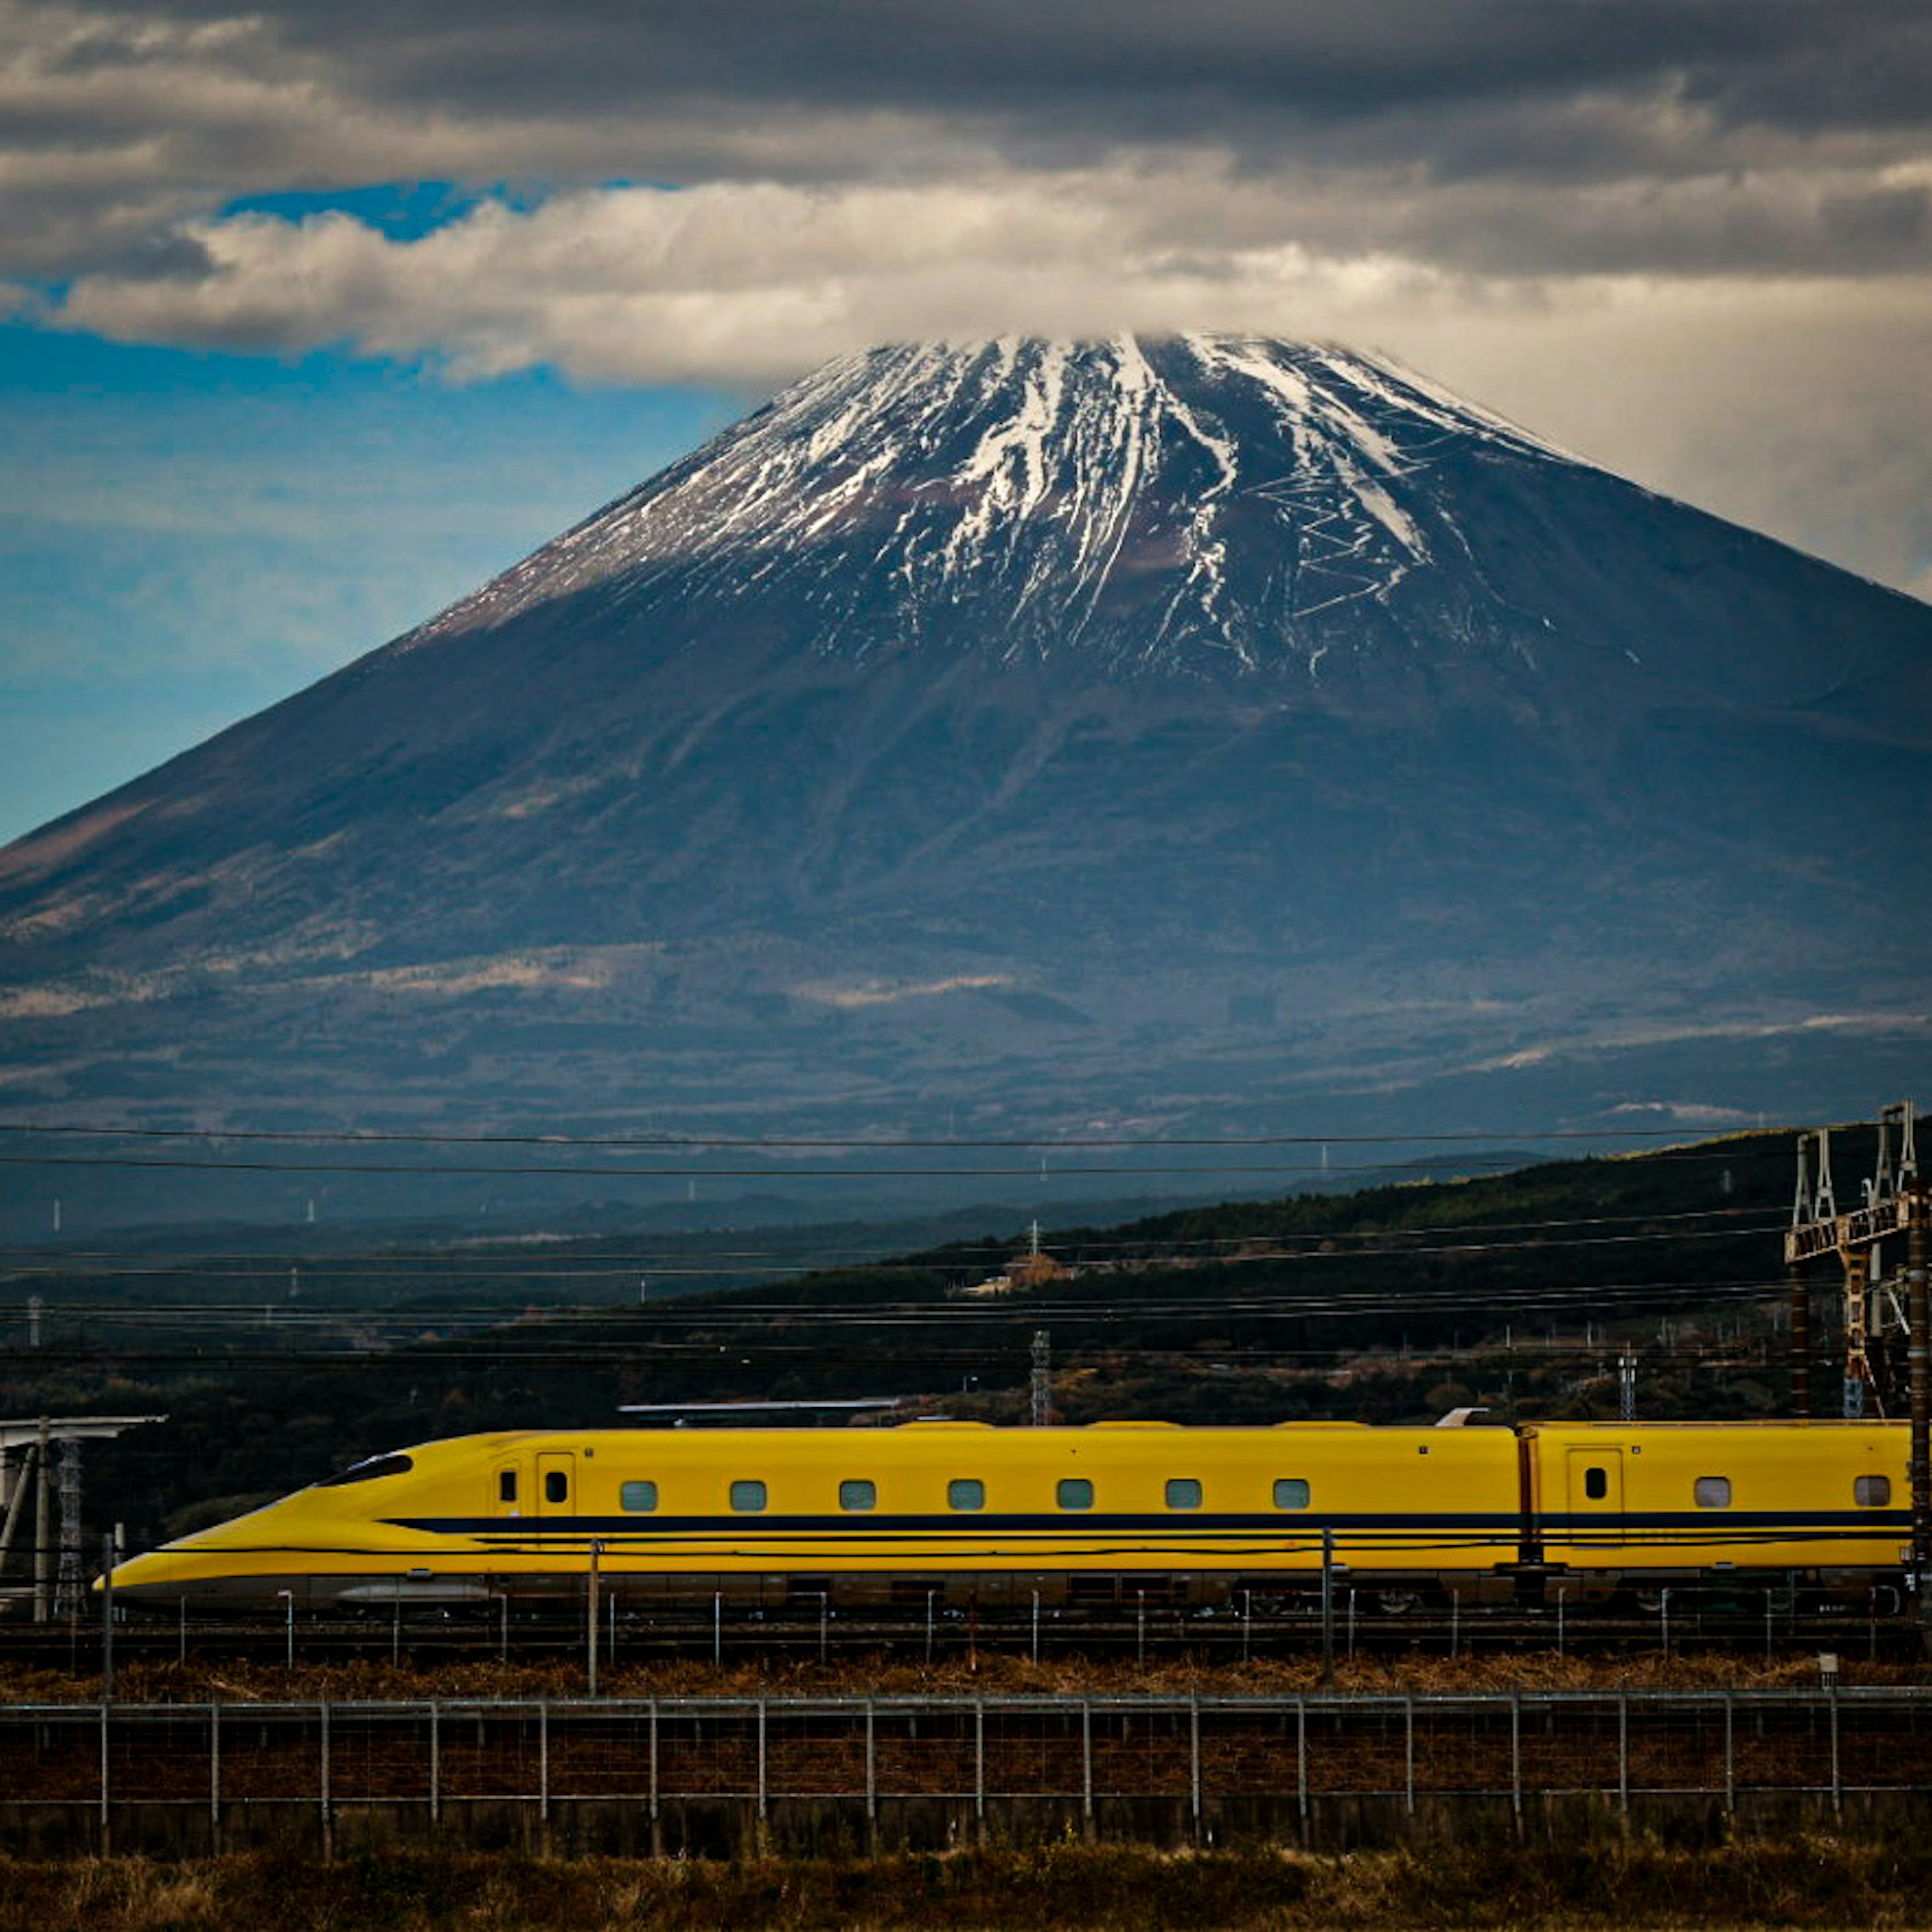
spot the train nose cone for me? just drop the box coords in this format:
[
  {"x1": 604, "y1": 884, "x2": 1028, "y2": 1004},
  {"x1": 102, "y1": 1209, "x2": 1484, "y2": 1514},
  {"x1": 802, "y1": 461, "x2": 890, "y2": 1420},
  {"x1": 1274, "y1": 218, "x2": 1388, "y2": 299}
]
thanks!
[{"x1": 100, "y1": 1549, "x2": 182, "y2": 1604}]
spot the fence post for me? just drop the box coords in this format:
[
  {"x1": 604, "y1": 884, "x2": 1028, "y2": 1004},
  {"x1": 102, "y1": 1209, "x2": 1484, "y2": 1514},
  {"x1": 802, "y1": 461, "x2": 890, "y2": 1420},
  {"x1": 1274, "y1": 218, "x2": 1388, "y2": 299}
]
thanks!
[
  {"x1": 98, "y1": 1700, "x2": 110, "y2": 1855},
  {"x1": 1320, "y1": 1530, "x2": 1336, "y2": 1689},
  {"x1": 1618, "y1": 1694, "x2": 1629, "y2": 1816},
  {"x1": 429, "y1": 1700, "x2": 441, "y2": 1827},
  {"x1": 757, "y1": 1698, "x2": 768, "y2": 1824},
  {"x1": 1404, "y1": 1697, "x2": 1415, "y2": 1817},
  {"x1": 209, "y1": 1702, "x2": 222, "y2": 1857},
  {"x1": 1190, "y1": 1697, "x2": 1202, "y2": 1842},
  {"x1": 1510, "y1": 1694, "x2": 1522, "y2": 1831},
  {"x1": 100, "y1": 1533, "x2": 115, "y2": 1705},
  {"x1": 587, "y1": 1543, "x2": 601, "y2": 1699},
  {"x1": 1829, "y1": 1686, "x2": 1841, "y2": 1815},
  {"x1": 1081, "y1": 1699, "x2": 1094, "y2": 1840},
  {"x1": 864, "y1": 1698, "x2": 876, "y2": 1832},
  {"x1": 538, "y1": 1700, "x2": 550, "y2": 1834},
  {"x1": 975, "y1": 1698, "x2": 986, "y2": 1836},
  {"x1": 1723, "y1": 1694, "x2": 1734, "y2": 1813},
  {"x1": 1296, "y1": 1698, "x2": 1308, "y2": 1842},
  {"x1": 649, "y1": 1699, "x2": 660, "y2": 1827},
  {"x1": 320, "y1": 1701, "x2": 333, "y2": 1861}
]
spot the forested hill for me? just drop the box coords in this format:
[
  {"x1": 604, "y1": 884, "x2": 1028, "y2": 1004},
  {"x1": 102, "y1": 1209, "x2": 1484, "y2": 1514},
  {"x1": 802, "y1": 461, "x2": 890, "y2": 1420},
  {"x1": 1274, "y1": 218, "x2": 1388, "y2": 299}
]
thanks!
[{"x1": 15, "y1": 1124, "x2": 1853, "y2": 1553}]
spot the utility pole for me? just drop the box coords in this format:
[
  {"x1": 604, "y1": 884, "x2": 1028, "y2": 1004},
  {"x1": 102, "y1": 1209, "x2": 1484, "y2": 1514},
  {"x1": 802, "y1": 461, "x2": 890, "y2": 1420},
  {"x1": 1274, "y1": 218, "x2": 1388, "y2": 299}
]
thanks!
[
  {"x1": 54, "y1": 1437, "x2": 84, "y2": 1619},
  {"x1": 33, "y1": 1418, "x2": 51, "y2": 1623},
  {"x1": 1030, "y1": 1330, "x2": 1052, "y2": 1427}
]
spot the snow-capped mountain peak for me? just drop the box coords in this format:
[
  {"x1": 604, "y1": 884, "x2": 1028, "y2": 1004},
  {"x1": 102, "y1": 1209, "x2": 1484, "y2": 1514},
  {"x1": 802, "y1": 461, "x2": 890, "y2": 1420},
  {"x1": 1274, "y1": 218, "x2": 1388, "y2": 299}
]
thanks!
[{"x1": 410, "y1": 335, "x2": 1567, "y2": 680}]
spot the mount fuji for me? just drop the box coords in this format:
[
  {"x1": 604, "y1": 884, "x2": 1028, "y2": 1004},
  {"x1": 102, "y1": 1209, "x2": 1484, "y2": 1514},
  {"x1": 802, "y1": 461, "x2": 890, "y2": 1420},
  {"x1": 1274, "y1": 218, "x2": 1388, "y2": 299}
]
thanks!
[{"x1": 2, "y1": 335, "x2": 1928, "y2": 1214}]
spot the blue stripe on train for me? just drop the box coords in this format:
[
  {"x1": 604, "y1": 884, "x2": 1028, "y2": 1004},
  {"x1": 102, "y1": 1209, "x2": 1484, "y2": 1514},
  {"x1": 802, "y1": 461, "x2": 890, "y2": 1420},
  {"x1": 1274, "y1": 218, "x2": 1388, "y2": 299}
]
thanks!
[{"x1": 388, "y1": 1510, "x2": 1526, "y2": 1539}]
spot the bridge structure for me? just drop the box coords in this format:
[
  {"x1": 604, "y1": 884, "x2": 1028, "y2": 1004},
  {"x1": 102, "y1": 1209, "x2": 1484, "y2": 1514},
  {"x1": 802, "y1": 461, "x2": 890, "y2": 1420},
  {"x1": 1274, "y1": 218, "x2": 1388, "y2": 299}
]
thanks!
[{"x1": 0, "y1": 1415, "x2": 165, "y2": 1622}]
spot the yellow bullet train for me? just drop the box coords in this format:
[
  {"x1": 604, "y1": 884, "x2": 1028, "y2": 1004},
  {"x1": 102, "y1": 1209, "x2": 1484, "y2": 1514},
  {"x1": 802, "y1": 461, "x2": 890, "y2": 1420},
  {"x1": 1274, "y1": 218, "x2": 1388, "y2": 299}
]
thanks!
[{"x1": 104, "y1": 1415, "x2": 1916, "y2": 1615}]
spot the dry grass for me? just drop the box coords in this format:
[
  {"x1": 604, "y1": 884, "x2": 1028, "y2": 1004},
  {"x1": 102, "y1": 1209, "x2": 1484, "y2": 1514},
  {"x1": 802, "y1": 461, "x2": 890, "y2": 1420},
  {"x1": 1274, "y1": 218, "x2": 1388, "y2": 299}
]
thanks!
[
  {"x1": 3, "y1": 1644, "x2": 1923, "y2": 1708},
  {"x1": 2, "y1": 1835, "x2": 1931, "y2": 1931}
]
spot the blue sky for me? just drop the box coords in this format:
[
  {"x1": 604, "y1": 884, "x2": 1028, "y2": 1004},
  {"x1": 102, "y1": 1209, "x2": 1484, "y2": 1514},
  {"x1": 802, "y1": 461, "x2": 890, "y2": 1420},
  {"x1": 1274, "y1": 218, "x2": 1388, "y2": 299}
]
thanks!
[
  {"x1": 1, "y1": 316, "x2": 735, "y2": 841},
  {"x1": 3, "y1": 0, "x2": 1928, "y2": 847}
]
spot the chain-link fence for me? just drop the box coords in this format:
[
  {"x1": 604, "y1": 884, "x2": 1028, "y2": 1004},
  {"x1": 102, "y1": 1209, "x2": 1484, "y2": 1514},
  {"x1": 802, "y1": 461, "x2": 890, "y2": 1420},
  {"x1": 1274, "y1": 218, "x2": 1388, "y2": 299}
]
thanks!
[{"x1": 4, "y1": 1690, "x2": 1929, "y2": 1855}]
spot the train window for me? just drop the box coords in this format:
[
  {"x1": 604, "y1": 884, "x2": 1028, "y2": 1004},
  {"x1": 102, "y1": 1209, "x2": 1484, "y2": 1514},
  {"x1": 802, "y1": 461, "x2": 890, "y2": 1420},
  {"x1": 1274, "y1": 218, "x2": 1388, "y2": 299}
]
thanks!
[
  {"x1": 1273, "y1": 1479, "x2": 1311, "y2": 1510},
  {"x1": 318, "y1": 1454, "x2": 415, "y2": 1487},
  {"x1": 730, "y1": 1480, "x2": 767, "y2": 1513},
  {"x1": 544, "y1": 1470, "x2": 569, "y2": 1505},
  {"x1": 839, "y1": 1479, "x2": 876, "y2": 1512},
  {"x1": 948, "y1": 1478, "x2": 985, "y2": 1511},
  {"x1": 1165, "y1": 1478, "x2": 1203, "y2": 1511},
  {"x1": 1856, "y1": 1475, "x2": 1892, "y2": 1507},
  {"x1": 497, "y1": 1471, "x2": 518, "y2": 1505},
  {"x1": 1583, "y1": 1467, "x2": 1608, "y2": 1501},
  {"x1": 1058, "y1": 1478, "x2": 1094, "y2": 1510},
  {"x1": 620, "y1": 1481, "x2": 659, "y2": 1513},
  {"x1": 1694, "y1": 1476, "x2": 1732, "y2": 1510}
]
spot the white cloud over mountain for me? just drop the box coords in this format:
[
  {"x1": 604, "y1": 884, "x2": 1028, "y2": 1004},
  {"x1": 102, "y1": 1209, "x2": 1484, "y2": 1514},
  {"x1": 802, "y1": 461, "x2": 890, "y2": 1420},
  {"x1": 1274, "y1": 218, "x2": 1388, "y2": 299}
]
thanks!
[{"x1": 4, "y1": 0, "x2": 1929, "y2": 604}]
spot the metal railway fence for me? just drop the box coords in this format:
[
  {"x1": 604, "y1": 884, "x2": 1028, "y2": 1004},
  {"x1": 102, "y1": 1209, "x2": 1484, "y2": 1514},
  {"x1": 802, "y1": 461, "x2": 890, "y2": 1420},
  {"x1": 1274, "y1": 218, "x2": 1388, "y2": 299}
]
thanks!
[{"x1": 4, "y1": 1691, "x2": 1931, "y2": 1856}]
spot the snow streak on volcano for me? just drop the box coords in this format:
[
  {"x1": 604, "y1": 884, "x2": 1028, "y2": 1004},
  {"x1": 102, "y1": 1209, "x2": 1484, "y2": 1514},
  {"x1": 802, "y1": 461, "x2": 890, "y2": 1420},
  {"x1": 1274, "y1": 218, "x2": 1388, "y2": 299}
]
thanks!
[{"x1": 415, "y1": 337, "x2": 1558, "y2": 682}]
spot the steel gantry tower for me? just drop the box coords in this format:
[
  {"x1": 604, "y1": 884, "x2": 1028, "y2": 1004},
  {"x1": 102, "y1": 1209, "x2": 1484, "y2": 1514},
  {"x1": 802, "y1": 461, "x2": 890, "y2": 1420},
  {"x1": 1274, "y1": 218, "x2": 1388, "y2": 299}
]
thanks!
[{"x1": 1786, "y1": 1102, "x2": 1931, "y2": 1586}]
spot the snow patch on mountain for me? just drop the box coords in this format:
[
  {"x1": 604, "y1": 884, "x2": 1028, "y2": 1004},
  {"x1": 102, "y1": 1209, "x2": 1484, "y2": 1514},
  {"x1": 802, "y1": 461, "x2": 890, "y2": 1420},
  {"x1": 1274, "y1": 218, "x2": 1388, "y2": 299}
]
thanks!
[{"x1": 403, "y1": 334, "x2": 1579, "y2": 680}]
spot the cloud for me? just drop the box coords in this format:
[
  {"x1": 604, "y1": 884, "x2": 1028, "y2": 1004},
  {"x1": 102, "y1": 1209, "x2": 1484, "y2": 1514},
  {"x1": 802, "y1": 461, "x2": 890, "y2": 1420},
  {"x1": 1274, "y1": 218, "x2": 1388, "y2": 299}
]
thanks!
[
  {"x1": 4, "y1": 0, "x2": 1930, "y2": 597},
  {"x1": 6, "y1": 0, "x2": 1931, "y2": 277},
  {"x1": 36, "y1": 173, "x2": 1932, "y2": 596}
]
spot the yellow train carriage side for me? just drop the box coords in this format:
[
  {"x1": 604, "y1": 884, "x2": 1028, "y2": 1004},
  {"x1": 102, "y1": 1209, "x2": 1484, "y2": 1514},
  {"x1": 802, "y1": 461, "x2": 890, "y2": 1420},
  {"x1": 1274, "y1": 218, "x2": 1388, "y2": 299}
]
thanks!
[
  {"x1": 1524, "y1": 1421, "x2": 1910, "y2": 1594},
  {"x1": 108, "y1": 1419, "x2": 1527, "y2": 1612}
]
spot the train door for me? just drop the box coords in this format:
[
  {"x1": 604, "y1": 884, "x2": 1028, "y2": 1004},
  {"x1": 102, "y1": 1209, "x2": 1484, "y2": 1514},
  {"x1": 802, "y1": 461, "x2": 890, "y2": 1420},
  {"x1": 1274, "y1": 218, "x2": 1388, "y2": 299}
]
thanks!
[
  {"x1": 1565, "y1": 1447, "x2": 1626, "y2": 1564},
  {"x1": 536, "y1": 1451, "x2": 577, "y2": 1519},
  {"x1": 491, "y1": 1456, "x2": 525, "y2": 1519}
]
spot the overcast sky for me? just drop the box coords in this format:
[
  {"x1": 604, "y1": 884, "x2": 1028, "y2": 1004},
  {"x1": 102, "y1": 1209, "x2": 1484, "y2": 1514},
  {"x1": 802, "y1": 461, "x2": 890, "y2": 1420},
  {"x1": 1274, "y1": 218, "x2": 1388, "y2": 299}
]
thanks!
[{"x1": 3, "y1": 0, "x2": 1929, "y2": 842}]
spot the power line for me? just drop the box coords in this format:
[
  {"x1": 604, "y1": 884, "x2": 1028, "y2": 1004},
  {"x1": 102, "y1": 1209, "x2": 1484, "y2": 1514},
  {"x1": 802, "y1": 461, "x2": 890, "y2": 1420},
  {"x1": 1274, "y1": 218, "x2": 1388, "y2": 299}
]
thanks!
[
  {"x1": 0, "y1": 1118, "x2": 1768, "y2": 1151},
  {"x1": 0, "y1": 1149, "x2": 1644, "y2": 1181},
  {"x1": 0, "y1": 1214, "x2": 1790, "y2": 1294}
]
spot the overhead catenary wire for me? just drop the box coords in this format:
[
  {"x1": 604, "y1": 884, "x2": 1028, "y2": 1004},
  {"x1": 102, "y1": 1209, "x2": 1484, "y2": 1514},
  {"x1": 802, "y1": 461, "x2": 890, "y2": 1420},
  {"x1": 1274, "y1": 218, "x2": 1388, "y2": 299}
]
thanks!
[
  {"x1": 0, "y1": 1118, "x2": 1780, "y2": 1151},
  {"x1": 0, "y1": 1149, "x2": 1691, "y2": 1182}
]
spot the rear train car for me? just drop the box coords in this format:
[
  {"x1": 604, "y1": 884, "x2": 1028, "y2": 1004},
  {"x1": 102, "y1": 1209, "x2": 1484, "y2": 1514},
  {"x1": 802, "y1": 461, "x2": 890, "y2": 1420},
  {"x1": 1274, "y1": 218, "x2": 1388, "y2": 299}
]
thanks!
[{"x1": 1521, "y1": 1421, "x2": 1910, "y2": 1601}]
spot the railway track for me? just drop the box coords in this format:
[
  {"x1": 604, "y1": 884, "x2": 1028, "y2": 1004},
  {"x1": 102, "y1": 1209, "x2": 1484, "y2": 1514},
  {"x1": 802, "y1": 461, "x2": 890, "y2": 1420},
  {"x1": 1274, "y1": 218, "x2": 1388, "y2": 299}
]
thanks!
[{"x1": 0, "y1": 1595, "x2": 1917, "y2": 1670}]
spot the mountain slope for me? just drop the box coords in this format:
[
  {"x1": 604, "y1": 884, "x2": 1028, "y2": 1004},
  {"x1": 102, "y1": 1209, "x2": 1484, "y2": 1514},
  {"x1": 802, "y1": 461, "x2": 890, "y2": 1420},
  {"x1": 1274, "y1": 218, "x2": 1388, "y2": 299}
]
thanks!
[{"x1": 1, "y1": 335, "x2": 1927, "y2": 1164}]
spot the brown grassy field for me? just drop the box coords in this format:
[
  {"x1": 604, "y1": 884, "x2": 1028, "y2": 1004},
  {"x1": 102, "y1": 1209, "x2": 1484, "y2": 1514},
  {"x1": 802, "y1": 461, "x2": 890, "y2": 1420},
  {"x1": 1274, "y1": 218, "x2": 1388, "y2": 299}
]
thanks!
[{"x1": 3, "y1": 1835, "x2": 1931, "y2": 1931}]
